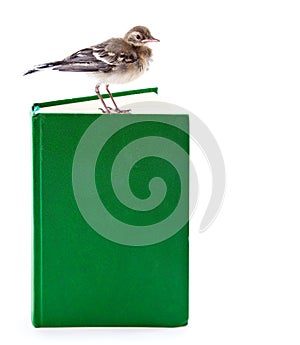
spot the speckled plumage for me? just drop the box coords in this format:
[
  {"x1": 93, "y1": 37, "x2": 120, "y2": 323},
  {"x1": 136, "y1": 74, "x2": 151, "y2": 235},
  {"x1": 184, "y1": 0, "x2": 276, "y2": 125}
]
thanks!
[{"x1": 25, "y1": 26, "x2": 159, "y2": 113}]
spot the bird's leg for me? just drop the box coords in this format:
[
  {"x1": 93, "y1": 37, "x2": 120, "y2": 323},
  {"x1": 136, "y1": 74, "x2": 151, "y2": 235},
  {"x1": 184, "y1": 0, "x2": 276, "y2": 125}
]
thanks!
[
  {"x1": 95, "y1": 82, "x2": 111, "y2": 113},
  {"x1": 105, "y1": 84, "x2": 131, "y2": 114}
]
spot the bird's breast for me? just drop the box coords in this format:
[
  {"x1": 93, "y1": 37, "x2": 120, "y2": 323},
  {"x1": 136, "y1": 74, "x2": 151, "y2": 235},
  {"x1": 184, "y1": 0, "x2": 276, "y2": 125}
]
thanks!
[{"x1": 136, "y1": 46, "x2": 153, "y2": 71}]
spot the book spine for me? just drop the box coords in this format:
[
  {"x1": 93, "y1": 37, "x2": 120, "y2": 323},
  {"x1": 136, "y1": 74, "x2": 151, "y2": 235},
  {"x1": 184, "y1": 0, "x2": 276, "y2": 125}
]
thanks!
[{"x1": 32, "y1": 114, "x2": 43, "y2": 327}]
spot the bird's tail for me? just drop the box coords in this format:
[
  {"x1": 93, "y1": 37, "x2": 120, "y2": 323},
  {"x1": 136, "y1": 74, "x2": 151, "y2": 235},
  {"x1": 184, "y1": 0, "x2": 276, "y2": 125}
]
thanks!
[{"x1": 23, "y1": 61, "x2": 63, "y2": 76}]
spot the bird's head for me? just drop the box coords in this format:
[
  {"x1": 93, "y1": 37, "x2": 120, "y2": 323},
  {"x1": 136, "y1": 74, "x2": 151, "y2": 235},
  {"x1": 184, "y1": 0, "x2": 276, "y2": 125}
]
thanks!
[{"x1": 124, "y1": 26, "x2": 160, "y2": 46}]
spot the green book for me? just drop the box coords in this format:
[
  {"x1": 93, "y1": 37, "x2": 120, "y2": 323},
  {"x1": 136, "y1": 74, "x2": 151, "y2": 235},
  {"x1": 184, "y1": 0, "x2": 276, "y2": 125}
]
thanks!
[{"x1": 32, "y1": 88, "x2": 189, "y2": 327}]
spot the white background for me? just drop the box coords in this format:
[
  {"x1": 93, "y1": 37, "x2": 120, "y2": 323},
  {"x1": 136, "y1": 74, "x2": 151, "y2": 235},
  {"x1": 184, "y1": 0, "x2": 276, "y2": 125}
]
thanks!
[{"x1": 1, "y1": 0, "x2": 300, "y2": 344}]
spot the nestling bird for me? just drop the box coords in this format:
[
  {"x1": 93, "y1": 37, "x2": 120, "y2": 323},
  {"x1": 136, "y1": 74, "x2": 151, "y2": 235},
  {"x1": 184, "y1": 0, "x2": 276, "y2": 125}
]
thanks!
[{"x1": 24, "y1": 26, "x2": 159, "y2": 113}]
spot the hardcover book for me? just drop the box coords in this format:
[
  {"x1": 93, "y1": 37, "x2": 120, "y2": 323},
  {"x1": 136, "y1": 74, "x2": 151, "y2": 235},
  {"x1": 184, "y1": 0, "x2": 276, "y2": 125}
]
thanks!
[{"x1": 32, "y1": 87, "x2": 189, "y2": 327}]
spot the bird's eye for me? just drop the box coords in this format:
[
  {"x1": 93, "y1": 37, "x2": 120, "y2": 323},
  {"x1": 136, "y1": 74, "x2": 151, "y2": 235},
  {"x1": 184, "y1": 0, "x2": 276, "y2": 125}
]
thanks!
[{"x1": 136, "y1": 34, "x2": 141, "y2": 40}]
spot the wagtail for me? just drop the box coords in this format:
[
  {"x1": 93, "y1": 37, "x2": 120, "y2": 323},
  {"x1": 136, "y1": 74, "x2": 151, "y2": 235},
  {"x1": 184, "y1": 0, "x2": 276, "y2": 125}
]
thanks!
[{"x1": 24, "y1": 26, "x2": 159, "y2": 113}]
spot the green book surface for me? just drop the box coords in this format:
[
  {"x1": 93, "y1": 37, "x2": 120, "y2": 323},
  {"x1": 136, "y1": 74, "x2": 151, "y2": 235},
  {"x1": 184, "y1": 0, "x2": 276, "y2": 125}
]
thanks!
[{"x1": 32, "y1": 88, "x2": 189, "y2": 327}]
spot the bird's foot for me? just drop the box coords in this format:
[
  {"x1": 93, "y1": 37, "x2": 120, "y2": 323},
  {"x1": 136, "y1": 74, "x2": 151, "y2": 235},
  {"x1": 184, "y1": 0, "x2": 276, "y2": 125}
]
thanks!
[
  {"x1": 98, "y1": 107, "x2": 131, "y2": 114},
  {"x1": 99, "y1": 107, "x2": 113, "y2": 114},
  {"x1": 113, "y1": 108, "x2": 131, "y2": 114}
]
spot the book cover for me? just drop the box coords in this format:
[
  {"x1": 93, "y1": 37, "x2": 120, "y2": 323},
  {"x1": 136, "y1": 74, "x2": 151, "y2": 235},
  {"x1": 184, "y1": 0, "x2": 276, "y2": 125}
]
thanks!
[{"x1": 32, "y1": 88, "x2": 189, "y2": 327}]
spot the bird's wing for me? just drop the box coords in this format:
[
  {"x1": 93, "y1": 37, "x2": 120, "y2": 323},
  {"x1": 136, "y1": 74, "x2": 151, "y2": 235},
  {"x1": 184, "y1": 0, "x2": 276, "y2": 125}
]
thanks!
[
  {"x1": 54, "y1": 47, "x2": 111, "y2": 72},
  {"x1": 91, "y1": 39, "x2": 138, "y2": 65},
  {"x1": 54, "y1": 38, "x2": 138, "y2": 73}
]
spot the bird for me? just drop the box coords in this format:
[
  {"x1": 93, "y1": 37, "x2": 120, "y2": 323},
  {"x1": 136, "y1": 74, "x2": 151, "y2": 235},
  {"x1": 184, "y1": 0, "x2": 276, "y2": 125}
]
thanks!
[{"x1": 24, "y1": 26, "x2": 159, "y2": 113}]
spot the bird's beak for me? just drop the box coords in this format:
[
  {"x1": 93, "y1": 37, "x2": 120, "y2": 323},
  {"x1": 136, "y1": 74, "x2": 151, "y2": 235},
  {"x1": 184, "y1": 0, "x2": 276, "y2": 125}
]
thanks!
[{"x1": 142, "y1": 37, "x2": 160, "y2": 43}]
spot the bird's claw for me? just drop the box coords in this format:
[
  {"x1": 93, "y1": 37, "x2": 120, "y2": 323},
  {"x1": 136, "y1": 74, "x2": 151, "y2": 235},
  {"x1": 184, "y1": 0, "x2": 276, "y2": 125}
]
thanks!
[
  {"x1": 98, "y1": 107, "x2": 131, "y2": 114},
  {"x1": 99, "y1": 107, "x2": 113, "y2": 114},
  {"x1": 114, "y1": 108, "x2": 131, "y2": 114}
]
